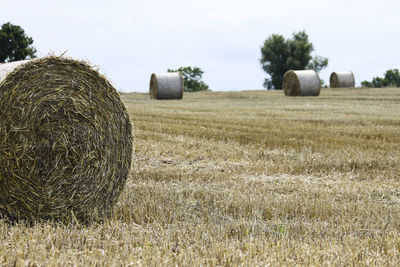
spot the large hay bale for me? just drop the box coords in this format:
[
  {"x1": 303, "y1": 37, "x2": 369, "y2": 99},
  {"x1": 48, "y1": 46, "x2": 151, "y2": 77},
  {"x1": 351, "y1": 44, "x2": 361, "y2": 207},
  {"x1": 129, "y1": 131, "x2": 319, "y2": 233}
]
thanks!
[
  {"x1": 283, "y1": 70, "x2": 321, "y2": 96},
  {"x1": 329, "y1": 71, "x2": 355, "y2": 88},
  {"x1": 0, "y1": 57, "x2": 133, "y2": 222},
  {"x1": 149, "y1": 72, "x2": 183, "y2": 99},
  {"x1": 0, "y1": 60, "x2": 30, "y2": 82}
]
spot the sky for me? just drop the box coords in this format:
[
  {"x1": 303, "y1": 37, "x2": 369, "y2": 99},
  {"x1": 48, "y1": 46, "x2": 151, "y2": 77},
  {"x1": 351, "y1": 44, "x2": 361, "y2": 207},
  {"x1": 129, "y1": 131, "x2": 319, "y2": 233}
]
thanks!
[{"x1": 2, "y1": 0, "x2": 399, "y2": 92}]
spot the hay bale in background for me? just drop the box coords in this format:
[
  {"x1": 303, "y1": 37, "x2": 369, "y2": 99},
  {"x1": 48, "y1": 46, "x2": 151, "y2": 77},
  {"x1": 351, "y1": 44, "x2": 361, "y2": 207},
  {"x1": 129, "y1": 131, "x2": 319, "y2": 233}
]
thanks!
[
  {"x1": 283, "y1": 70, "x2": 321, "y2": 96},
  {"x1": 330, "y1": 71, "x2": 355, "y2": 88},
  {"x1": 0, "y1": 57, "x2": 133, "y2": 222},
  {"x1": 149, "y1": 72, "x2": 183, "y2": 99}
]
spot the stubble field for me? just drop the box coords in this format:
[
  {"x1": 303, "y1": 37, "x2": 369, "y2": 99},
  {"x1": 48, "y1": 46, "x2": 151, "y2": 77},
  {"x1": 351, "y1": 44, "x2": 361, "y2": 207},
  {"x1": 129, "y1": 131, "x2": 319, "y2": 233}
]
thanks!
[{"x1": 1, "y1": 88, "x2": 399, "y2": 266}]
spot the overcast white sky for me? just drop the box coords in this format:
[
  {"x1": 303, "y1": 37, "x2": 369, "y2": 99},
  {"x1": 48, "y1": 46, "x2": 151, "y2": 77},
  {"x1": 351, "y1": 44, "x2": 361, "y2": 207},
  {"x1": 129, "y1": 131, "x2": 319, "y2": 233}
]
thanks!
[{"x1": 2, "y1": 0, "x2": 399, "y2": 92}]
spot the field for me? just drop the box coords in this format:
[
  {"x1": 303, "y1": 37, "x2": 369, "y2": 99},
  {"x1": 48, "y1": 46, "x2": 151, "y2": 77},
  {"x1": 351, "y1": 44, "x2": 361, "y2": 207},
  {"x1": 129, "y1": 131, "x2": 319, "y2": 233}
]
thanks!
[{"x1": 1, "y1": 88, "x2": 400, "y2": 266}]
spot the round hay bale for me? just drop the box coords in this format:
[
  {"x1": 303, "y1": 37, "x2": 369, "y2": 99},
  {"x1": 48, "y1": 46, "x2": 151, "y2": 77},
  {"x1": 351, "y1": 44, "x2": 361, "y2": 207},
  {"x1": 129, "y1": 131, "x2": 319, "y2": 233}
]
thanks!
[
  {"x1": 0, "y1": 60, "x2": 30, "y2": 82},
  {"x1": 329, "y1": 71, "x2": 355, "y2": 88},
  {"x1": 0, "y1": 57, "x2": 133, "y2": 222},
  {"x1": 283, "y1": 70, "x2": 321, "y2": 96},
  {"x1": 149, "y1": 72, "x2": 183, "y2": 99}
]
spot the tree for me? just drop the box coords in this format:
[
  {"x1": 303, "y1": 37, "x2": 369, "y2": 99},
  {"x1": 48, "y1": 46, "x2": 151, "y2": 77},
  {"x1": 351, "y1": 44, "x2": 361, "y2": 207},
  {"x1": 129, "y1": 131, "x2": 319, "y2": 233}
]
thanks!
[
  {"x1": 0, "y1": 22, "x2": 37, "y2": 63},
  {"x1": 260, "y1": 31, "x2": 328, "y2": 89},
  {"x1": 167, "y1": 66, "x2": 209, "y2": 92},
  {"x1": 307, "y1": 55, "x2": 329, "y2": 74},
  {"x1": 361, "y1": 69, "x2": 400, "y2": 88}
]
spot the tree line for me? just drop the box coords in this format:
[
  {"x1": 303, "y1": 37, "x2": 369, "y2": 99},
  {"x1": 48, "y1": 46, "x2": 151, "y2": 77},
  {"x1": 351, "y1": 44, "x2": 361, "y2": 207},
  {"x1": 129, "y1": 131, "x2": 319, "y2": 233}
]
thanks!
[
  {"x1": 1, "y1": 22, "x2": 398, "y2": 90},
  {"x1": 361, "y1": 69, "x2": 400, "y2": 88}
]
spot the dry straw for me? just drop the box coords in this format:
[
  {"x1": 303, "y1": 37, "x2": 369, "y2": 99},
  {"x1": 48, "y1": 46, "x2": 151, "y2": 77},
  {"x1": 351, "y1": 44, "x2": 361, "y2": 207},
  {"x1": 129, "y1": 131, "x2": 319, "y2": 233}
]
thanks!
[
  {"x1": 283, "y1": 70, "x2": 321, "y2": 96},
  {"x1": 0, "y1": 60, "x2": 30, "y2": 81},
  {"x1": 0, "y1": 57, "x2": 133, "y2": 223},
  {"x1": 330, "y1": 71, "x2": 355, "y2": 88},
  {"x1": 149, "y1": 72, "x2": 183, "y2": 99}
]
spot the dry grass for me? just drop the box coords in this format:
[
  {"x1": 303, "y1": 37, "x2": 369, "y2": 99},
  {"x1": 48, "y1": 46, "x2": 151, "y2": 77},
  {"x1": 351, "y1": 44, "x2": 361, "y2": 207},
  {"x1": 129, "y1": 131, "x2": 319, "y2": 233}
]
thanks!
[{"x1": 1, "y1": 87, "x2": 400, "y2": 266}]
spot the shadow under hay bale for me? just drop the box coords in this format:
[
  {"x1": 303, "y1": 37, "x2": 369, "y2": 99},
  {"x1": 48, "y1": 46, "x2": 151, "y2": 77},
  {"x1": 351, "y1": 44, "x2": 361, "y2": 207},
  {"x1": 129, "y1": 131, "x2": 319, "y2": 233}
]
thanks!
[
  {"x1": 283, "y1": 70, "x2": 321, "y2": 96},
  {"x1": 149, "y1": 72, "x2": 183, "y2": 100},
  {"x1": 330, "y1": 71, "x2": 355, "y2": 88},
  {"x1": 0, "y1": 57, "x2": 133, "y2": 223}
]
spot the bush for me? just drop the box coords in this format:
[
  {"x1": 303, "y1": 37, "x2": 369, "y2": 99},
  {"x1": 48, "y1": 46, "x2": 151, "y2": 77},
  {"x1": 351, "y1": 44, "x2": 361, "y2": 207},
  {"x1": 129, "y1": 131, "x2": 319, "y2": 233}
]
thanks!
[{"x1": 361, "y1": 69, "x2": 400, "y2": 88}]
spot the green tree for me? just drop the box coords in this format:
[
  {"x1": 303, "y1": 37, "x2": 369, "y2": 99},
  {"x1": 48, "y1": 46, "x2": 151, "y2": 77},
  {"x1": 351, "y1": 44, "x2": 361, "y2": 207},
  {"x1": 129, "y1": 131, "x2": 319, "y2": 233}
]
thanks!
[
  {"x1": 0, "y1": 22, "x2": 37, "y2": 63},
  {"x1": 168, "y1": 66, "x2": 209, "y2": 92},
  {"x1": 260, "y1": 31, "x2": 328, "y2": 89},
  {"x1": 307, "y1": 55, "x2": 329, "y2": 74},
  {"x1": 361, "y1": 69, "x2": 400, "y2": 88}
]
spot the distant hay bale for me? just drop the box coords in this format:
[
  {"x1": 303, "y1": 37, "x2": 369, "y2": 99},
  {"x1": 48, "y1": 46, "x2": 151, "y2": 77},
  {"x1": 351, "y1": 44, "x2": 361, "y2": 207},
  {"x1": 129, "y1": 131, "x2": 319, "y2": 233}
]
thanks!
[
  {"x1": 149, "y1": 72, "x2": 183, "y2": 99},
  {"x1": 283, "y1": 70, "x2": 321, "y2": 96},
  {"x1": 330, "y1": 71, "x2": 355, "y2": 88},
  {"x1": 0, "y1": 57, "x2": 133, "y2": 223}
]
